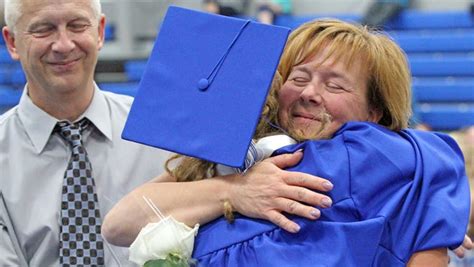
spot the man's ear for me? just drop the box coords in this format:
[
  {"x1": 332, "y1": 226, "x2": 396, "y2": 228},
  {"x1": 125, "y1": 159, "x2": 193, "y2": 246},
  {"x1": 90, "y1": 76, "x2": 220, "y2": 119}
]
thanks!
[
  {"x1": 97, "y1": 14, "x2": 106, "y2": 50},
  {"x1": 2, "y1": 26, "x2": 20, "y2": 61}
]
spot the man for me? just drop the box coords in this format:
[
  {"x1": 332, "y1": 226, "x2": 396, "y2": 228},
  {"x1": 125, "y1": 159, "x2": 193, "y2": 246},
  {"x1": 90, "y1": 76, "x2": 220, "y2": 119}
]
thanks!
[{"x1": 0, "y1": 0, "x2": 170, "y2": 265}]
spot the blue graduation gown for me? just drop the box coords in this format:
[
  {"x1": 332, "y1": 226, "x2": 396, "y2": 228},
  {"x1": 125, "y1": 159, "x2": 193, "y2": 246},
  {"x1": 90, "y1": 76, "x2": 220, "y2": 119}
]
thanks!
[{"x1": 192, "y1": 122, "x2": 470, "y2": 266}]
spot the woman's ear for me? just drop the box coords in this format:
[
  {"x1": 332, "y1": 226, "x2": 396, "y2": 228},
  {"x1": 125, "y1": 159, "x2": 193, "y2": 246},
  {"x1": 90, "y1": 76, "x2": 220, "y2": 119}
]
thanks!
[{"x1": 368, "y1": 107, "x2": 383, "y2": 123}]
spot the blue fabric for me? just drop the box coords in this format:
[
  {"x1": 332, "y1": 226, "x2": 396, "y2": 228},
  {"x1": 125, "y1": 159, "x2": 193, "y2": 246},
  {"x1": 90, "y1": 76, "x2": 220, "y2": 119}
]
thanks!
[{"x1": 192, "y1": 122, "x2": 470, "y2": 266}]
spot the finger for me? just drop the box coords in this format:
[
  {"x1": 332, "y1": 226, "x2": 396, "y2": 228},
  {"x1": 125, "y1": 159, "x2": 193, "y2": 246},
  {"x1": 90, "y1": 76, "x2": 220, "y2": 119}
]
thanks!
[
  {"x1": 463, "y1": 235, "x2": 474, "y2": 250},
  {"x1": 281, "y1": 185, "x2": 332, "y2": 208},
  {"x1": 267, "y1": 210, "x2": 301, "y2": 233},
  {"x1": 268, "y1": 151, "x2": 304, "y2": 169},
  {"x1": 283, "y1": 173, "x2": 334, "y2": 192},
  {"x1": 453, "y1": 246, "x2": 465, "y2": 258},
  {"x1": 275, "y1": 198, "x2": 321, "y2": 220}
]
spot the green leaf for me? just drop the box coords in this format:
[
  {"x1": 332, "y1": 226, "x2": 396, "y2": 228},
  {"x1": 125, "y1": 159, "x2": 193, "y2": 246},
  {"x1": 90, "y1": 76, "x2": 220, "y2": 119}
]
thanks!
[{"x1": 143, "y1": 253, "x2": 189, "y2": 267}]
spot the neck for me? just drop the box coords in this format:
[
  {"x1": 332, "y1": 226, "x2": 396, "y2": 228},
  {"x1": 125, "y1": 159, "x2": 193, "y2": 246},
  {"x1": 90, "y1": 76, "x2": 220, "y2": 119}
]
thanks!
[{"x1": 28, "y1": 83, "x2": 95, "y2": 122}]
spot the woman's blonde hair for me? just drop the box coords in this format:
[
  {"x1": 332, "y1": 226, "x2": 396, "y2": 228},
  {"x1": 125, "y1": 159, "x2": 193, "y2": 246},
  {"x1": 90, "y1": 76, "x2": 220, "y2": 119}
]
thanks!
[
  {"x1": 278, "y1": 18, "x2": 412, "y2": 131},
  {"x1": 167, "y1": 18, "x2": 413, "y2": 181}
]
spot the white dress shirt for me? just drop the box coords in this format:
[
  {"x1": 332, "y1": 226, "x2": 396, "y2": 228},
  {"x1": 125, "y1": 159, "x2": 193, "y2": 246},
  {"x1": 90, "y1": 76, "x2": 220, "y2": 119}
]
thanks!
[
  {"x1": 216, "y1": 135, "x2": 297, "y2": 175},
  {"x1": 0, "y1": 85, "x2": 170, "y2": 266}
]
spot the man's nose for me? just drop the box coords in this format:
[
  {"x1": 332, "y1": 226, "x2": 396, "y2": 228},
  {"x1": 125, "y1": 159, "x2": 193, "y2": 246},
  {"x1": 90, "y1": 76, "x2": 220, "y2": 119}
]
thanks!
[{"x1": 51, "y1": 29, "x2": 75, "y2": 53}]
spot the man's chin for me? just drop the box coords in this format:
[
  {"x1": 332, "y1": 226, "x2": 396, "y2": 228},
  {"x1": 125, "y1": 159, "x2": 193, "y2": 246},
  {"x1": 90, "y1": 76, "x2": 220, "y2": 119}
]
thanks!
[
  {"x1": 44, "y1": 78, "x2": 84, "y2": 94},
  {"x1": 47, "y1": 70, "x2": 83, "y2": 85}
]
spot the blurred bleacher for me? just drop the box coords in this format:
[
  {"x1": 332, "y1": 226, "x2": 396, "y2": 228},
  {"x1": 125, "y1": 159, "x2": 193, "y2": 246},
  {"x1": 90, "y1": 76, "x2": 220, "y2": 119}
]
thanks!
[
  {"x1": 1, "y1": 8, "x2": 473, "y2": 131},
  {"x1": 387, "y1": 10, "x2": 474, "y2": 130}
]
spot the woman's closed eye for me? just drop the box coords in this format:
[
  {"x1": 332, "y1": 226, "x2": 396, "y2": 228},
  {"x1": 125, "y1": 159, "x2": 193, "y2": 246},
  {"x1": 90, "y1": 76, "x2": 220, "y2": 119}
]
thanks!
[
  {"x1": 290, "y1": 77, "x2": 310, "y2": 87},
  {"x1": 325, "y1": 82, "x2": 346, "y2": 92}
]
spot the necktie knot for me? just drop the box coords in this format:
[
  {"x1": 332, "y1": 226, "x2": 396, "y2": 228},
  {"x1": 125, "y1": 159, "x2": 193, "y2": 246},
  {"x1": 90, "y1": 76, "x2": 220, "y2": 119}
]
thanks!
[{"x1": 56, "y1": 118, "x2": 90, "y2": 147}]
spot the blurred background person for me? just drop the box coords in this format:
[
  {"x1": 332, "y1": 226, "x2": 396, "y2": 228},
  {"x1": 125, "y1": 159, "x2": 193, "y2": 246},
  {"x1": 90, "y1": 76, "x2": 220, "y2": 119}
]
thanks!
[
  {"x1": 256, "y1": 0, "x2": 292, "y2": 25},
  {"x1": 361, "y1": 0, "x2": 411, "y2": 28},
  {"x1": 202, "y1": 0, "x2": 241, "y2": 17}
]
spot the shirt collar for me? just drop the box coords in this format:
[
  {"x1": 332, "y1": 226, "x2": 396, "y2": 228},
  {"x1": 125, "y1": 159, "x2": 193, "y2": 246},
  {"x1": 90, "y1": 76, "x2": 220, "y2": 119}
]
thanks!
[
  {"x1": 18, "y1": 84, "x2": 113, "y2": 154},
  {"x1": 82, "y1": 84, "x2": 113, "y2": 142}
]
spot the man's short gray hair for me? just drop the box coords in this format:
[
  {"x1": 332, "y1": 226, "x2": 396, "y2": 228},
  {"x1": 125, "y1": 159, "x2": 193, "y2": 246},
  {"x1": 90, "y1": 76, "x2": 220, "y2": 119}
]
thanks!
[{"x1": 4, "y1": 0, "x2": 102, "y2": 33}]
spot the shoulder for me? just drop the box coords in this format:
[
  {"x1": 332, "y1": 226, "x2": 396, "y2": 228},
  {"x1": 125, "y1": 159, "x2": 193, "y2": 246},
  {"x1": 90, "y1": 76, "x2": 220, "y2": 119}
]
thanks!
[
  {"x1": 0, "y1": 106, "x2": 20, "y2": 138},
  {"x1": 337, "y1": 122, "x2": 465, "y2": 175},
  {"x1": 404, "y1": 128, "x2": 464, "y2": 159},
  {"x1": 0, "y1": 106, "x2": 19, "y2": 125},
  {"x1": 0, "y1": 107, "x2": 21, "y2": 160},
  {"x1": 334, "y1": 122, "x2": 416, "y2": 170},
  {"x1": 336, "y1": 122, "x2": 405, "y2": 144},
  {"x1": 337, "y1": 122, "x2": 462, "y2": 159},
  {"x1": 276, "y1": 122, "x2": 415, "y2": 172}
]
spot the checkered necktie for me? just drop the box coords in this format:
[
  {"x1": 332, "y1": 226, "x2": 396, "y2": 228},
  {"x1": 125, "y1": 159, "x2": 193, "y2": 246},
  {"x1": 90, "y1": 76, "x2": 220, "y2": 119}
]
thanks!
[{"x1": 57, "y1": 118, "x2": 105, "y2": 266}]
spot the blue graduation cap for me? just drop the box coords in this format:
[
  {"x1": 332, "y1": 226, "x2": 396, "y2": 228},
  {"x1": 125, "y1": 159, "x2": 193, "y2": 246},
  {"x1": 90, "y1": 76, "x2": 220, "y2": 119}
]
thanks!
[{"x1": 122, "y1": 6, "x2": 290, "y2": 167}]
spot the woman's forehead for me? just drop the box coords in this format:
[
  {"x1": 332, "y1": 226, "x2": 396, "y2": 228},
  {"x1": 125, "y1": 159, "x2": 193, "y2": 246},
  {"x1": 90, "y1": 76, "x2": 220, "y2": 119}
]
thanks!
[{"x1": 296, "y1": 41, "x2": 367, "y2": 72}]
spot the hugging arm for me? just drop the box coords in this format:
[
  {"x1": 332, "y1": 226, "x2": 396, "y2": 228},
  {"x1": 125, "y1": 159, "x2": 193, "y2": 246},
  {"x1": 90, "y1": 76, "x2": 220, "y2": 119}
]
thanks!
[
  {"x1": 410, "y1": 242, "x2": 474, "y2": 267},
  {"x1": 102, "y1": 151, "x2": 333, "y2": 247},
  {"x1": 408, "y1": 249, "x2": 448, "y2": 266}
]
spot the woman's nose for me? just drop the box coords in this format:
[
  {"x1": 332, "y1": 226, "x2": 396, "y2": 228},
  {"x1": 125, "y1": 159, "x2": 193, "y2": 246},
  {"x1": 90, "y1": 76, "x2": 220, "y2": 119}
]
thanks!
[{"x1": 300, "y1": 82, "x2": 323, "y2": 105}]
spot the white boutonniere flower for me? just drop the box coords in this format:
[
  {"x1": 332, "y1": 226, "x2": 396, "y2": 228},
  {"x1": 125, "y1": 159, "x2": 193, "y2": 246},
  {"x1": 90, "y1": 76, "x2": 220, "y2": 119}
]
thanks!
[{"x1": 129, "y1": 197, "x2": 199, "y2": 267}]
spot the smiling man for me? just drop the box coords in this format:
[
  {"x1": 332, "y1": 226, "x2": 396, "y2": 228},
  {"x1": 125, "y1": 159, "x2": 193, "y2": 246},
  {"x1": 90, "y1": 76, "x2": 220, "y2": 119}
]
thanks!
[
  {"x1": 0, "y1": 0, "x2": 169, "y2": 265},
  {"x1": 4, "y1": 0, "x2": 102, "y2": 121}
]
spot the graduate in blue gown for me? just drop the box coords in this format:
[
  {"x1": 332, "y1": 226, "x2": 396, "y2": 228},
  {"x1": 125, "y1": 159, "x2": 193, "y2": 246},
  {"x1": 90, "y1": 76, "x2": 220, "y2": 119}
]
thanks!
[
  {"x1": 103, "y1": 18, "x2": 470, "y2": 266},
  {"x1": 193, "y1": 122, "x2": 469, "y2": 266},
  {"x1": 189, "y1": 18, "x2": 470, "y2": 266}
]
